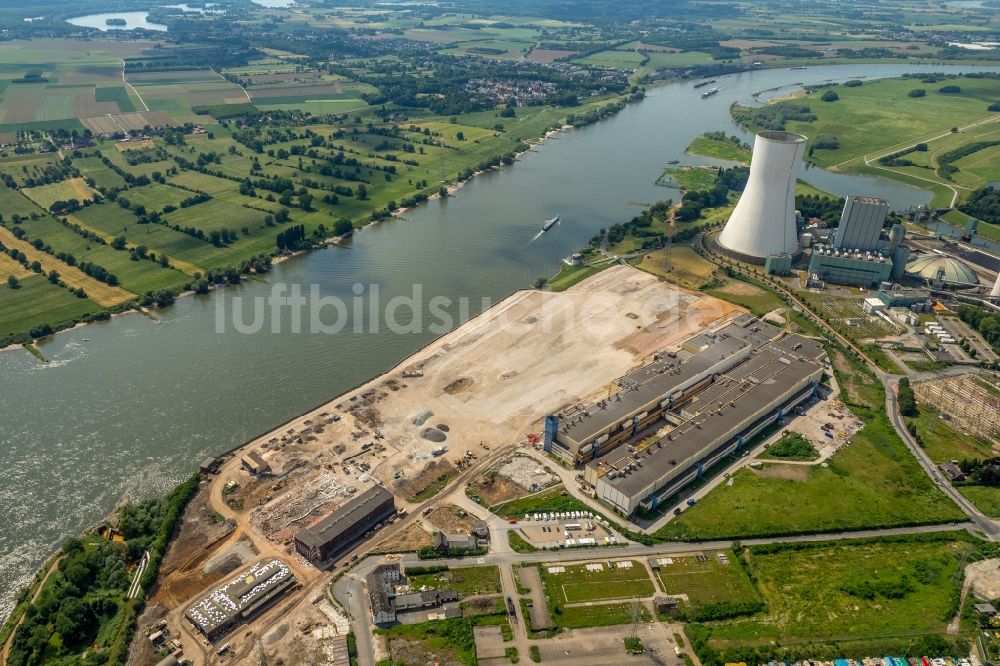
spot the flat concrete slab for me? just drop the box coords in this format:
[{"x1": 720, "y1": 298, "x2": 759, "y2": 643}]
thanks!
[
  {"x1": 534, "y1": 623, "x2": 688, "y2": 666},
  {"x1": 473, "y1": 625, "x2": 505, "y2": 660}
]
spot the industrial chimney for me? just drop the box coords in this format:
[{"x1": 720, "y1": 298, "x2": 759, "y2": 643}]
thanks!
[{"x1": 718, "y1": 131, "x2": 807, "y2": 262}]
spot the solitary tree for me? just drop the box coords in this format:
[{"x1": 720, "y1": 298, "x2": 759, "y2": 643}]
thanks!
[{"x1": 7, "y1": 274, "x2": 20, "y2": 289}]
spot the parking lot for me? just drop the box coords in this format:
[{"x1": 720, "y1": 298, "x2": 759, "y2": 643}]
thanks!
[{"x1": 517, "y1": 513, "x2": 616, "y2": 549}]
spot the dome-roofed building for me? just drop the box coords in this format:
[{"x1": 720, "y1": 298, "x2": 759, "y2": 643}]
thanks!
[{"x1": 905, "y1": 254, "x2": 980, "y2": 287}]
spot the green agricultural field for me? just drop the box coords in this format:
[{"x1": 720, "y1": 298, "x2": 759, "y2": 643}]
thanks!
[
  {"x1": 120, "y1": 184, "x2": 196, "y2": 212},
  {"x1": 573, "y1": 49, "x2": 647, "y2": 69},
  {"x1": 0, "y1": 184, "x2": 46, "y2": 217},
  {"x1": 161, "y1": 198, "x2": 269, "y2": 235},
  {"x1": 645, "y1": 51, "x2": 717, "y2": 68},
  {"x1": 688, "y1": 535, "x2": 995, "y2": 662},
  {"x1": 405, "y1": 565, "x2": 501, "y2": 597},
  {"x1": 0, "y1": 274, "x2": 100, "y2": 339},
  {"x1": 0, "y1": 153, "x2": 64, "y2": 187},
  {"x1": 73, "y1": 156, "x2": 128, "y2": 191},
  {"x1": 540, "y1": 560, "x2": 654, "y2": 604},
  {"x1": 94, "y1": 86, "x2": 136, "y2": 113},
  {"x1": 21, "y1": 178, "x2": 96, "y2": 210},
  {"x1": 958, "y1": 486, "x2": 1000, "y2": 518},
  {"x1": 16, "y1": 214, "x2": 188, "y2": 294},
  {"x1": 654, "y1": 550, "x2": 760, "y2": 610}
]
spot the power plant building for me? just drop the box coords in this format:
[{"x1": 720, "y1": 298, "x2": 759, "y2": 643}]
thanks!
[
  {"x1": 832, "y1": 196, "x2": 889, "y2": 250},
  {"x1": 294, "y1": 485, "x2": 395, "y2": 563},
  {"x1": 806, "y1": 245, "x2": 894, "y2": 287},
  {"x1": 717, "y1": 131, "x2": 807, "y2": 263},
  {"x1": 185, "y1": 559, "x2": 297, "y2": 641},
  {"x1": 807, "y1": 197, "x2": 910, "y2": 287},
  {"x1": 905, "y1": 254, "x2": 980, "y2": 287}
]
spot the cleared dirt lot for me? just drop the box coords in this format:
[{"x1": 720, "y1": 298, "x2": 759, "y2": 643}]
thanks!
[
  {"x1": 150, "y1": 266, "x2": 741, "y2": 664},
  {"x1": 229, "y1": 265, "x2": 742, "y2": 523},
  {"x1": 533, "y1": 623, "x2": 688, "y2": 666}
]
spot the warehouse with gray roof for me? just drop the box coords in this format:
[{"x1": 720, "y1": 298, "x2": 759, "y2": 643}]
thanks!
[
  {"x1": 544, "y1": 315, "x2": 825, "y2": 515},
  {"x1": 577, "y1": 317, "x2": 825, "y2": 515},
  {"x1": 545, "y1": 314, "x2": 824, "y2": 467},
  {"x1": 294, "y1": 485, "x2": 395, "y2": 563}
]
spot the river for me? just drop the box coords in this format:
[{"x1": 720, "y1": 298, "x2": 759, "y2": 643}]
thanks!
[{"x1": 1, "y1": 62, "x2": 997, "y2": 620}]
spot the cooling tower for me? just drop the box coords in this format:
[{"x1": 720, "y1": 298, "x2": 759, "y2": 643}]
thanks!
[{"x1": 718, "y1": 131, "x2": 807, "y2": 262}]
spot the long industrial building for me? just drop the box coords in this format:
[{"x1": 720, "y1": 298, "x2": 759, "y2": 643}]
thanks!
[
  {"x1": 542, "y1": 314, "x2": 825, "y2": 515},
  {"x1": 185, "y1": 559, "x2": 297, "y2": 641},
  {"x1": 294, "y1": 485, "x2": 395, "y2": 563}
]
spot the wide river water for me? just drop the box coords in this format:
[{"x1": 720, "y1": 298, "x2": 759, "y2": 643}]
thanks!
[{"x1": 1, "y1": 63, "x2": 997, "y2": 618}]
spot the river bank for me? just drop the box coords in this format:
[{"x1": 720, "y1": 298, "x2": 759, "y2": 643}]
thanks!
[{"x1": 0, "y1": 112, "x2": 583, "y2": 358}]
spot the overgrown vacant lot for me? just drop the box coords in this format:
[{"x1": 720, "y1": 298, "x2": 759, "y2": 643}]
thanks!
[
  {"x1": 405, "y1": 565, "x2": 502, "y2": 597},
  {"x1": 959, "y1": 486, "x2": 1000, "y2": 518},
  {"x1": 654, "y1": 551, "x2": 759, "y2": 609},
  {"x1": 688, "y1": 534, "x2": 998, "y2": 663}
]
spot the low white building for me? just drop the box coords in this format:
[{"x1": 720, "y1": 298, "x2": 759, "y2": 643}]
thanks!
[{"x1": 862, "y1": 297, "x2": 885, "y2": 314}]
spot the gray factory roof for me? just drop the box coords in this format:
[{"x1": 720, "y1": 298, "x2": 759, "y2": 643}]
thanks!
[
  {"x1": 296, "y1": 485, "x2": 393, "y2": 549},
  {"x1": 186, "y1": 559, "x2": 295, "y2": 637},
  {"x1": 595, "y1": 347, "x2": 821, "y2": 497},
  {"x1": 556, "y1": 335, "x2": 750, "y2": 447}
]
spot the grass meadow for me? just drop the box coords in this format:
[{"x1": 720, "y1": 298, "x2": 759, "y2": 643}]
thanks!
[{"x1": 689, "y1": 535, "x2": 991, "y2": 660}]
